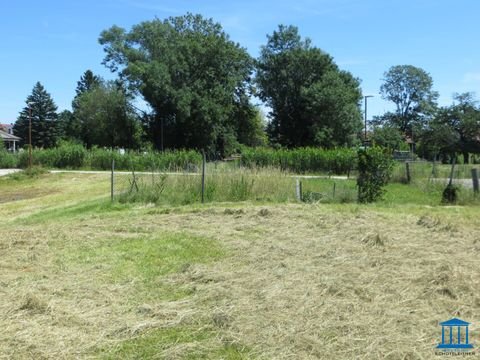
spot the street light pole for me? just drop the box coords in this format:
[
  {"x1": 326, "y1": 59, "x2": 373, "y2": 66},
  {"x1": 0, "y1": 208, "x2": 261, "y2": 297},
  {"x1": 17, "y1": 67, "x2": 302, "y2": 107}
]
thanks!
[{"x1": 364, "y1": 95, "x2": 373, "y2": 143}]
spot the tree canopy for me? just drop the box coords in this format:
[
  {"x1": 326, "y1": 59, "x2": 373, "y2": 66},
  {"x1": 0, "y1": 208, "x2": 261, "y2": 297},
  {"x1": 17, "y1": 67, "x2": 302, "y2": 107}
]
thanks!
[
  {"x1": 421, "y1": 92, "x2": 480, "y2": 163},
  {"x1": 379, "y1": 65, "x2": 438, "y2": 134},
  {"x1": 72, "y1": 70, "x2": 102, "y2": 111},
  {"x1": 74, "y1": 81, "x2": 142, "y2": 149},
  {"x1": 99, "y1": 13, "x2": 259, "y2": 155},
  {"x1": 13, "y1": 82, "x2": 59, "y2": 148},
  {"x1": 256, "y1": 25, "x2": 363, "y2": 148}
]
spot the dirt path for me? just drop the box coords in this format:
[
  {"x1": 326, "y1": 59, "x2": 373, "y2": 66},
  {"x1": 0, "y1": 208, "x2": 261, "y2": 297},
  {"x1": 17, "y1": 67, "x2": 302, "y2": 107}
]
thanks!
[{"x1": 0, "y1": 169, "x2": 21, "y2": 177}]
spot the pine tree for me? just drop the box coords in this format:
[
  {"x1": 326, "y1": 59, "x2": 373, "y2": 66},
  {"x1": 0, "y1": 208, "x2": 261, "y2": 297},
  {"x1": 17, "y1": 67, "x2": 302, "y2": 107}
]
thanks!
[
  {"x1": 72, "y1": 70, "x2": 102, "y2": 111},
  {"x1": 13, "y1": 82, "x2": 59, "y2": 148}
]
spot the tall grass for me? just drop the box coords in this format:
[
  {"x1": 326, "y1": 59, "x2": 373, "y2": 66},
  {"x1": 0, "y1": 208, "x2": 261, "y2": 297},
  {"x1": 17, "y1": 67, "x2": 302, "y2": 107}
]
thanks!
[
  {"x1": 0, "y1": 150, "x2": 18, "y2": 168},
  {"x1": 241, "y1": 147, "x2": 356, "y2": 174},
  {"x1": 117, "y1": 169, "x2": 297, "y2": 205},
  {"x1": 14, "y1": 142, "x2": 202, "y2": 171},
  {"x1": 390, "y1": 161, "x2": 480, "y2": 183}
]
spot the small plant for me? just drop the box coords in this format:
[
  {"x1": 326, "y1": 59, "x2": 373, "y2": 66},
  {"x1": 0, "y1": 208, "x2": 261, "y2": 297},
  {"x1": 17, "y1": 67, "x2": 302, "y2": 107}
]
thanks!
[
  {"x1": 229, "y1": 176, "x2": 254, "y2": 201},
  {"x1": 357, "y1": 147, "x2": 394, "y2": 203},
  {"x1": 442, "y1": 183, "x2": 458, "y2": 204}
]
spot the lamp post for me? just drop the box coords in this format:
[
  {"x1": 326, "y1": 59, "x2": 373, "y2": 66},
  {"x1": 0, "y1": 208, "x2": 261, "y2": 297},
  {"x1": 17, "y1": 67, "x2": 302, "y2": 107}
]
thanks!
[
  {"x1": 27, "y1": 101, "x2": 34, "y2": 169},
  {"x1": 364, "y1": 95, "x2": 373, "y2": 144}
]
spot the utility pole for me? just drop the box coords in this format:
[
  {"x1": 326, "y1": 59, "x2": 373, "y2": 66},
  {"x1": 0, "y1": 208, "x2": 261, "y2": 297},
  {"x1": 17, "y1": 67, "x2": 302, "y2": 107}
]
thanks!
[
  {"x1": 364, "y1": 95, "x2": 373, "y2": 144},
  {"x1": 364, "y1": 95, "x2": 373, "y2": 146}
]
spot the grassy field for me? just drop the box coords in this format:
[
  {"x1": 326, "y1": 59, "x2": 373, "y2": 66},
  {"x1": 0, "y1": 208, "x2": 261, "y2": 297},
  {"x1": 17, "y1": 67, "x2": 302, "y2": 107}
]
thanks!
[{"x1": 1, "y1": 171, "x2": 479, "y2": 359}]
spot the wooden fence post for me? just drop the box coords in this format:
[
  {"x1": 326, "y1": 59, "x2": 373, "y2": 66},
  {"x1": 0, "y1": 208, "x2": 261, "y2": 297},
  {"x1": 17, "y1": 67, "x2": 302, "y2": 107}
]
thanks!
[
  {"x1": 295, "y1": 179, "x2": 302, "y2": 202},
  {"x1": 405, "y1": 162, "x2": 411, "y2": 183},
  {"x1": 472, "y1": 168, "x2": 479, "y2": 194}
]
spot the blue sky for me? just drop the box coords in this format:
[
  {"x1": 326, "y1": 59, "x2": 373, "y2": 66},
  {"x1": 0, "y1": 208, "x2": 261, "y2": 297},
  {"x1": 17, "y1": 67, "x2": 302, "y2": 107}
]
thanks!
[{"x1": 1, "y1": 0, "x2": 479, "y2": 123}]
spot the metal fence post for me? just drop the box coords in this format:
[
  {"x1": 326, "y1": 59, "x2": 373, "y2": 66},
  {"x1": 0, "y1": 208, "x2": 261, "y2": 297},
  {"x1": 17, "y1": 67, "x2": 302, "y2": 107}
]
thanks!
[
  {"x1": 201, "y1": 150, "x2": 206, "y2": 204},
  {"x1": 111, "y1": 158, "x2": 115, "y2": 202}
]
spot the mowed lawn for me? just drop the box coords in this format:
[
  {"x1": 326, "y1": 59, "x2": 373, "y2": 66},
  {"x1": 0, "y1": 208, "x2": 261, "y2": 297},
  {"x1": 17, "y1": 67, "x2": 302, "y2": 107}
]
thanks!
[{"x1": 1, "y1": 172, "x2": 479, "y2": 359}]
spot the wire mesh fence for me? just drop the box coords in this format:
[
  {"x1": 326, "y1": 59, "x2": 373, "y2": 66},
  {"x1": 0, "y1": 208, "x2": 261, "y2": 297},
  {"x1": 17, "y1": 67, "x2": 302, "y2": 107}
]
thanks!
[
  {"x1": 391, "y1": 161, "x2": 480, "y2": 188},
  {"x1": 109, "y1": 157, "x2": 480, "y2": 206}
]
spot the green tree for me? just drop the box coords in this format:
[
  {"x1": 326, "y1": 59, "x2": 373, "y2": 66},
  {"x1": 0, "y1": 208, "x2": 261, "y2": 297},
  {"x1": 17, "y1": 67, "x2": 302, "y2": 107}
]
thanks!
[
  {"x1": 371, "y1": 125, "x2": 405, "y2": 150},
  {"x1": 421, "y1": 92, "x2": 480, "y2": 163},
  {"x1": 256, "y1": 25, "x2": 363, "y2": 148},
  {"x1": 13, "y1": 82, "x2": 59, "y2": 148},
  {"x1": 99, "y1": 13, "x2": 257, "y2": 155},
  {"x1": 57, "y1": 110, "x2": 74, "y2": 140},
  {"x1": 75, "y1": 81, "x2": 142, "y2": 148},
  {"x1": 72, "y1": 70, "x2": 102, "y2": 111},
  {"x1": 379, "y1": 65, "x2": 438, "y2": 134}
]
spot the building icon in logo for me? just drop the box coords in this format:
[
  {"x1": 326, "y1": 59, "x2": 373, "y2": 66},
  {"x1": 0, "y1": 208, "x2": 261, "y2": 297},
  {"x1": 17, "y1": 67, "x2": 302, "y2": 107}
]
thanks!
[{"x1": 437, "y1": 318, "x2": 473, "y2": 349}]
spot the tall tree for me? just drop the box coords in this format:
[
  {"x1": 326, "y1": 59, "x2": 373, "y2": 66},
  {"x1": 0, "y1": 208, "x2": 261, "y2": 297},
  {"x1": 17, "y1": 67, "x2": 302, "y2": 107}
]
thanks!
[
  {"x1": 379, "y1": 65, "x2": 438, "y2": 134},
  {"x1": 74, "y1": 81, "x2": 141, "y2": 149},
  {"x1": 13, "y1": 82, "x2": 59, "y2": 148},
  {"x1": 72, "y1": 70, "x2": 102, "y2": 111},
  {"x1": 256, "y1": 25, "x2": 363, "y2": 148},
  {"x1": 421, "y1": 93, "x2": 480, "y2": 163},
  {"x1": 99, "y1": 13, "x2": 257, "y2": 155}
]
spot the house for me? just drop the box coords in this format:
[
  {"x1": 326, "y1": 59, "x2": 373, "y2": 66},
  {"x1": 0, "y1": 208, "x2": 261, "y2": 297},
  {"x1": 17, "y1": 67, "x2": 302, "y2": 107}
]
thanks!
[
  {"x1": 0, "y1": 123, "x2": 14, "y2": 135},
  {"x1": 0, "y1": 127, "x2": 21, "y2": 152}
]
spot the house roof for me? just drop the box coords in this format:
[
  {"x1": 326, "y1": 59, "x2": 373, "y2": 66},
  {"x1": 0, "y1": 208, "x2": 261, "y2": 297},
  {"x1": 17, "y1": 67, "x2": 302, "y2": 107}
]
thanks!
[
  {"x1": 440, "y1": 318, "x2": 470, "y2": 326},
  {"x1": 0, "y1": 129, "x2": 21, "y2": 141}
]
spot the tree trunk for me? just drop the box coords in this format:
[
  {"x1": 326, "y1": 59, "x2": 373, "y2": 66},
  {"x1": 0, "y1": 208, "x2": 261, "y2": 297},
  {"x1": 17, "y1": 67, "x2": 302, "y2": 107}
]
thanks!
[{"x1": 463, "y1": 151, "x2": 469, "y2": 164}]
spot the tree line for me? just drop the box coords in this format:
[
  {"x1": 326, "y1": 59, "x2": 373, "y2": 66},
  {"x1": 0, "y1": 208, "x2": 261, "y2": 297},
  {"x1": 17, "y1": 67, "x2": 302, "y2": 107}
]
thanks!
[{"x1": 12, "y1": 13, "x2": 480, "y2": 161}]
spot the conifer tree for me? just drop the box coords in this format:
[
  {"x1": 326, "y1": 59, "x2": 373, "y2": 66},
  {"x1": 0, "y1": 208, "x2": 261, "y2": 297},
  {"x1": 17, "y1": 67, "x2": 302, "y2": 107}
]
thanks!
[{"x1": 13, "y1": 82, "x2": 59, "y2": 148}]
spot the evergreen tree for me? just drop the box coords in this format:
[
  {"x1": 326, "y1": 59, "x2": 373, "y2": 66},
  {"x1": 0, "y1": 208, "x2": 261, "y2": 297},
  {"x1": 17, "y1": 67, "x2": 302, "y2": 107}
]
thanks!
[
  {"x1": 72, "y1": 70, "x2": 102, "y2": 111},
  {"x1": 13, "y1": 82, "x2": 59, "y2": 148}
]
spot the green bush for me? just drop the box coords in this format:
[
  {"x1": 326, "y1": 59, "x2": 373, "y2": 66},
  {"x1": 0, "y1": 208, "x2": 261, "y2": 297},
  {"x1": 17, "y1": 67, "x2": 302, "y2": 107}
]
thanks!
[
  {"x1": 357, "y1": 147, "x2": 394, "y2": 203},
  {"x1": 0, "y1": 143, "x2": 18, "y2": 169},
  {"x1": 241, "y1": 147, "x2": 356, "y2": 174}
]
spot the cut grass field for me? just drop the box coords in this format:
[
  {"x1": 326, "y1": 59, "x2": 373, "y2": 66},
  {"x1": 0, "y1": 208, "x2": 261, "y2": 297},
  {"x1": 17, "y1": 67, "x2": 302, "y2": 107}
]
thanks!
[{"x1": 1, "y1": 172, "x2": 479, "y2": 359}]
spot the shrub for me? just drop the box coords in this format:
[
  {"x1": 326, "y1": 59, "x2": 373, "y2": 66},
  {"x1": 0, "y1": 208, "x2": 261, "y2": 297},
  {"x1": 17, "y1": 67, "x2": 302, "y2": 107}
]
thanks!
[
  {"x1": 53, "y1": 141, "x2": 87, "y2": 168},
  {"x1": 357, "y1": 147, "x2": 394, "y2": 203}
]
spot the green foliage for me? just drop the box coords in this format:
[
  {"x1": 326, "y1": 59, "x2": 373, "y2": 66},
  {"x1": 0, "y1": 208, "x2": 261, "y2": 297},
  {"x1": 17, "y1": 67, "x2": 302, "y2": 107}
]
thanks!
[
  {"x1": 72, "y1": 69, "x2": 102, "y2": 110},
  {"x1": 16, "y1": 146, "x2": 202, "y2": 171},
  {"x1": 13, "y1": 82, "x2": 60, "y2": 148},
  {"x1": 442, "y1": 183, "x2": 458, "y2": 204},
  {"x1": 378, "y1": 65, "x2": 438, "y2": 134},
  {"x1": 74, "y1": 81, "x2": 142, "y2": 149},
  {"x1": 241, "y1": 147, "x2": 356, "y2": 174},
  {"x1": 99, "y1": 14, "x2": 257, "y2": 154},
  {"x1": 357, "y1": 147, "x2": 394, "y2": 203},
  {"x1": 256, "y1": 25, "x2": 362, "y2": 148},
  {"x1": 371, "y1": 125, "x2": 406, "y2": 150},
  {"x1": 229, "y1": 175, "x2": 255, "y2": 201},
  {"x1": 420, "y1": 92, "x2": 480, "y2": 162},
  {"x1": 0, "y1": 139, "x2": 18, "y2": 168},
  {"x1": 52, "y1": 141, "x2": 87, "y2": 168}
]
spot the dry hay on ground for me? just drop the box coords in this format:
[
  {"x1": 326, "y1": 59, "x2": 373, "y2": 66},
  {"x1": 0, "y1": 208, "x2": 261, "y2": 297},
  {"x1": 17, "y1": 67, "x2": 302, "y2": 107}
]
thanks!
[{"x1": 0, "y1": 203, "x2": 479, "y2": 359}]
